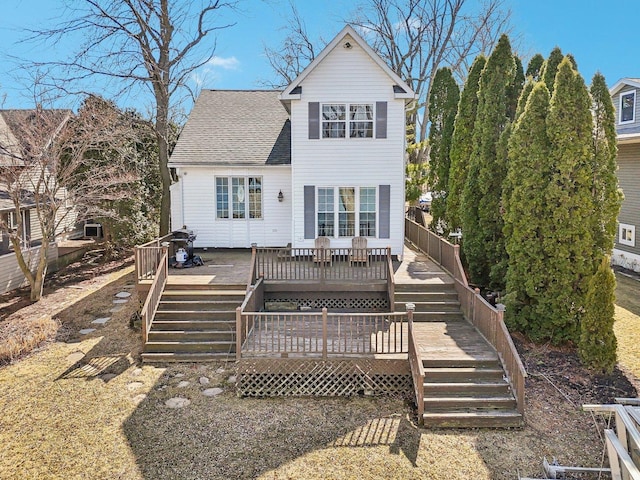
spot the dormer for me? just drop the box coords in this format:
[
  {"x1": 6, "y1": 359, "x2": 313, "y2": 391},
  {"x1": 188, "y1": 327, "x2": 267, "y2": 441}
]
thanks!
[{"x1": 610, "y1": 78, "x2": 640, "y2": 142}]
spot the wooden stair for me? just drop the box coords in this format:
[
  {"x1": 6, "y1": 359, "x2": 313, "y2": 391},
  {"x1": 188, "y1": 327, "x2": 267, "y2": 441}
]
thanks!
[
  {"x1": 394, "y1": 283, "x2": 464, "y2": 321},
  {"x1": 420, "y1": 355, "x2": 522, "y2": 428},
  {"x1": 396, "y1": 281, "x2": 522, "y2": 428},
  {"x1": 142, "y1": 283, "x2": 246, "y2": 363}
]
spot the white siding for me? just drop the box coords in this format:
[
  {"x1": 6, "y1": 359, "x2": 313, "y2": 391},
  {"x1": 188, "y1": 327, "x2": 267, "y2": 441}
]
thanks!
[
  {"x1": 170, "y1": 180, "x2": 183, "y2": 231},
  {"x1": 174, "y1": 165, "x2": 292, "y2": 248},
  {"x1": 0, "y1": 243, "x2": 58, "y2": 294},
  {"x1": 290, "y1": 36, "x2": 406, "y2": 255}
]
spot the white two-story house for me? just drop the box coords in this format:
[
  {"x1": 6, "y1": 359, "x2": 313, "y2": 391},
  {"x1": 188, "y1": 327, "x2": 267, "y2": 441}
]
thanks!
[
  {"x1": 169, "y1": 25, "x2": 415, "y2": 257},
  {"x1": 610, "y1": 78, "x2": 640, "y2": 272}
]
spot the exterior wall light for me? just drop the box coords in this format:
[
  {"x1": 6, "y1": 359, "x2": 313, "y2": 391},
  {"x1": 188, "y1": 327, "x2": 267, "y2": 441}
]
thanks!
[{"x1": 278, "y1": 190, "x2": 284, "y2": 202}]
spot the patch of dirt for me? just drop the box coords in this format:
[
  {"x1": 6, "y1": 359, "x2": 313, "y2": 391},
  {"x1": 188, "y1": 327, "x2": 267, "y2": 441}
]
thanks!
[
  {"x1": 0, "y1": 248, "x2": 134, "y2": 322},
  {"x1": 514, "y1": 332, "x2": 637, "y2": 405}
]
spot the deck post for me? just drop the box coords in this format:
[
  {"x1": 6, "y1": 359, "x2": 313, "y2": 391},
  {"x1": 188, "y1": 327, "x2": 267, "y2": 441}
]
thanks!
[
  {"x1": 322, "y1": 307, "x2": 328, "y2": 359},
  {"x1": 236, "y1": 307, "x2": 242, "y2": 360}
]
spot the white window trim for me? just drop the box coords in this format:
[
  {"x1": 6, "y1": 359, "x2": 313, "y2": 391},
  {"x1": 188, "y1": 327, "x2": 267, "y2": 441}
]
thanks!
[
  {"x1": 619, "y1": 90, "x2": 636, "y2": 125},
  {"x1": 316, "y1": 186, "x2": 378, "y2": 239},
  {"x1": 619, "y1": 223, "x2": 636, "y2": 247},
  {"x1": 321, "y1": 103, "x2": 374, "y2": 139}
]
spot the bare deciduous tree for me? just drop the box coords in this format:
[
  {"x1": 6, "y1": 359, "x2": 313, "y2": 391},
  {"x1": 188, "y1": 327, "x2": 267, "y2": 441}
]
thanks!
[
  {"x1": 30, "y1": 0, "x2": 238, "y2": 235},
  {"x1": 0, "y1": 96, "x2": 138, "y2": 301}
]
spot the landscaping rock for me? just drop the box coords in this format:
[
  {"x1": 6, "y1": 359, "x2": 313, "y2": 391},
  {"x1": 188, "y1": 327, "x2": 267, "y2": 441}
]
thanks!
[
  {"x1": 131, "y1": 394, "x2": 146, "y2": 404},
  {"x1": 130, "y1": 368, "x2": 143, "y2": 377},
  {"x1": 66, "y1": 352, "x2": 85, "y2": 363},
  {"x1": 165, "y1": 397, "x2": 190, "y2": 409},
  {"x1": 113, "y1": 299, "x2": 128, "y2": 304},
  {"x1": 215, "y1": 367, "x2": 225, "y2": 374},
  {"x1": 177, "y1": 381, "x2": 190, "y2": 388},
  {"x1": 227, "y1": 375, "x2": 237, "y2": 384},
  {"x1": 109, "y1": 305, "x2": 124, "y2": 313},
  {"x1": 199, "y1": 376, "x2": 210, "y2": 385},
  {"x1": 91, "y1": 317, "x2": 110, "y2": 325},
  {"x1": 202, "y1": 388, "x2": 224, "y2": 397},
  {"x1": 79, "y1": 328, "x2": 96, "y2": 335},
  {"x1": 115, "y1": 291, "x2": 132, "y2": 298}
]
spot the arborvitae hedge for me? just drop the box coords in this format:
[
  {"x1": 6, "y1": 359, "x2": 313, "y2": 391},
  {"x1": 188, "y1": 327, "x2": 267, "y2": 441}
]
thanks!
[
  {"x1": 427, "y1": 67, "x2": 460, "y2": 233},
  {"x1": 526, "y1": 54, "x2": 545, "y2": 80},
  {"x1": 447, "y1": 55, "x2": 485, "y2": 233},
  {"x1": 504, "y1": 82, "x2": 552, "y2": 337},
  {"x1": 461, "y1": 34, "x2": 515, "y2": 290},
  {"x1": 541, "y1": 47, "x2": 564, "y2": 94},
  {"x1": 579, "y1": 256, "x2": 617, "y2": 373}
]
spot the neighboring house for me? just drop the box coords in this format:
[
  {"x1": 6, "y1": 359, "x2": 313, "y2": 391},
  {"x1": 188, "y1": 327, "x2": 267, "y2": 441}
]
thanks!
[
  {"x1": 0, "y1": 109, "x2": 79, "y2": 293},
  {"x1": 169, "y1": 25, "x2": 415, "y2": 257},
  {"x1": 610, "y1": 78, "x2": 640, "y2": 272}
]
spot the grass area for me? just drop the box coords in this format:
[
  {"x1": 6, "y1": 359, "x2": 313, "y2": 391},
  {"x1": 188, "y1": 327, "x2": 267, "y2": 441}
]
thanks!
[{"x1": 0, "y1": 266, "x2": 638, "y2": 479}]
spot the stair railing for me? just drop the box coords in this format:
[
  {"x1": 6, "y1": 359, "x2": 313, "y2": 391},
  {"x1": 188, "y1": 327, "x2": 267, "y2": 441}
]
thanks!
[
  {"x1": 405, "y1": 217, "x2": 527, "y2": 416},
  {"x1": 386, "y1": 246, "x2": 395, "y2": 310},
  {"x1": 406, "y1": 304, "x2": 425, "y2": 424},
  {"x1": 141, "y1": 249, "x2": 168, "y2": 345}
]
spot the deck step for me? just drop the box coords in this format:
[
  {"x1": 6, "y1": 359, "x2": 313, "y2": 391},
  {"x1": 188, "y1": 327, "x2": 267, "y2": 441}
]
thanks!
[
  {"x1": 161, "y1": 291, "x2": 245, "y2": 301},
  {"x1": 423, "y1": 382, "x2": 510, "y2": 396},
  {"x1": 151, "y1": 319, "x2": 236, "y2": 331},
  {"x1": 144, "y1": 340, "x2": 235, "y2": 354},
  {"x1": 422, "y1": 357, "x2": 500, "y2": 369},
  {"x1": 395, "y1": 300, "x2": 461, "y2": 312},
  {"x1": 155, "y1": 309, "x2": 238, "y2": 320},
  {"x1": 412, "y1": 311, "x2": 465, "y2": 321},
  {"x1": 141, "y1": 352, "x2": 236, "y2": 363},
  {"x1": 423, "y1": 396, "x2": 517, "y2": 409},
  {"x1": 423, "y1": 367, "x2": 504, "y2": 382},
  {"x1": 422, "y1": 410, "x2": 523, "y2": 428},
  {"x1": 164, "y1": 283, "x2": 246, "y2": 291},
  {"x1": 158, "y1": 299, "x2": 243, "y2": 310},
  {"x1": 394, "y1": 292, "x2": 459, "y2": 302},
  {"x1": 147, "y1": 330, "x2": 234, "y2": 342},
  {"x1": 394, "y1": 283, "x2": 456, "y2": 293}
]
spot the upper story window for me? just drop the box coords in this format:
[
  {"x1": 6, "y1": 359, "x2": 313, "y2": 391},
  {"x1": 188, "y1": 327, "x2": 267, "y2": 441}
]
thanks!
[
  {"x1": 619, "y1": 223, "x2": 636, "y2": 247},
  {"x1": 620, "y1": 90, "x2": 636, "y2": 124},
  {"x1": 321, "y1": 103, "x2": 374, "y2": 138}
]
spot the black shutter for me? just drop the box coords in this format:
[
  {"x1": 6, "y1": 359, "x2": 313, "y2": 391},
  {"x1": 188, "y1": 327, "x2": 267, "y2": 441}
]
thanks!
[
  {"x1": 379, "y1": 185, "x2": 390, "y2": 239},
  {"x1": 304, "y1": 186, "x2": 315, "y2": 239},
  {"x1": 375, "y1": 101, "x2": 387, "y2": 139},
  {"x1": 308, "y1": 102, "x2": 320, "y2": 139}
]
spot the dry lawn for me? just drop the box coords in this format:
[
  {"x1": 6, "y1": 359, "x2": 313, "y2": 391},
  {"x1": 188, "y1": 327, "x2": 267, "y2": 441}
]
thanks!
[{"x1": 0, "y1": 264, "x2": 639, "y2": 479}]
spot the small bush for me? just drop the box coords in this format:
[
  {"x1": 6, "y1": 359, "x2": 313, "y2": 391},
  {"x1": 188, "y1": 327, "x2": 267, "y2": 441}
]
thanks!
[{"x1": 0, "y1": 315, "x2": 59, "y2": 364}]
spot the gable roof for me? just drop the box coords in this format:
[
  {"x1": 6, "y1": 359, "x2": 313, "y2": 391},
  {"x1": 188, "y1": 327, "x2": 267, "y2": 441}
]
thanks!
[
  {"x1": 169, "y1": 90, "x2": 290, "y2": 167},
  {"x1": 610, "y1": 78, "x2": 640, "y2": 96},
  {"x1": 0, "y1": 109, "x2": 72, "y2": 167},
  {"x1": 280, "y1": 25, "x2": 415, "y2": 102}
]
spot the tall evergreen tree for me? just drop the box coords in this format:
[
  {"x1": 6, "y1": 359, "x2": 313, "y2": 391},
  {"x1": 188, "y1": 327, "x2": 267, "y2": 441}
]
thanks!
[
  {"x1": 461, "y1": 34, "x2": 515, "y2": 289},
  {"x1": 590, "y1": 73, "x2": 624, "y2": 265},
  {"x1": 504, "y1": 82, "x2": 552, "y2": 337},
  {"x1": 427, "y1": 67, "x2": 460, "y2": 233},
  {"x1": 540, "y1": 57, "x2": 595, "y2": 342},
  {"x1": 541, "y1": 47, "x2": 564, "y2": 94},
  {"x1": 506, "y1": 56, "x2": 525, "y2": 121},
  {"x1": 525, "y1": 54, "x2": 545, "y2": 80},
  {"x1": 579, "y1": 256, "x2": 617, "y2": 373},
  {"x1": 447, "y1": 55, "x2": 486, "y2": 233},
  {"x1": 514, "y1": 79, "x2": 534, "y2": 120}
]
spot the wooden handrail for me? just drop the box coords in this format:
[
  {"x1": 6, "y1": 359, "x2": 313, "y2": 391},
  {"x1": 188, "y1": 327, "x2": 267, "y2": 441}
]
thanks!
[
  {"x1": 407, "y1": 309, "x2": 425, "y2": 424},
  {"x1": 405, "y1": 216, "x2": 527, "y2": 417},
  {"x1": 140, "y1": 250, "x2": 168, "y2": 345},
  {"x1": 386, "y1": 246, "x2": 395, "y2": 311},
  {"x1": 136, "y1": 233, "x2": 172, "y2": 250},
  {"x1": 247, "y1": 244, "x2": 257, "y2": 292}
]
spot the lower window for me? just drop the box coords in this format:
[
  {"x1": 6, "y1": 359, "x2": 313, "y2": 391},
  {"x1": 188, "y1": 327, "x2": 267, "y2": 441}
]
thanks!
[
  {"x1": 317, "y1": 187, "x2": 376, "y2": 238},
  {"x1": 216, "y1": 176, "x2": 262, "y2": 220},
  {"x1": 619, "y1": 223, "x2": 636, "y2": 247}
]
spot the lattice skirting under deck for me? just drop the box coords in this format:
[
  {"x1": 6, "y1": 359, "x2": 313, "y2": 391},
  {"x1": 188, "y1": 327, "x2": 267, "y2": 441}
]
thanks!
[{"x1": 236, "y1": 358, "x2": 411, "y2": 397}]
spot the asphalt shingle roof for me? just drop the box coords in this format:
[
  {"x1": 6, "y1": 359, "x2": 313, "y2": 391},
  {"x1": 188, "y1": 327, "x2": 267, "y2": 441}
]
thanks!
[{"x1": 169, "y1": 90, "x2": 291, "y2": 166}]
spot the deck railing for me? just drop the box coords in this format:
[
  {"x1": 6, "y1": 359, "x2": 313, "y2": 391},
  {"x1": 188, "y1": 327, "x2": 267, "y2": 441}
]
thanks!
[
  {"x1": 405, "y1": 217, "x2": 527, "y2": 415},
  {"x1": 134, "y1": 233, "x2": 172, "y2": 283},
  {"x1": 237, "y1": 308, "x2": 408, "y2": 358},
  {"x1": 141, "y1": 250, "x2": 168, "y2": 344},
  {"x1": 386, "y1": 246, "x2": 395, "y2": 310},
  {"x1": 236, "y1": 278, "x2": 265, "y2": 359},
  {"x1": 255, "y1": 247, "x2": 389, "y2": 282},
  {"x1": 407, "y1": 308, "x2": 425, "y2": 422}
]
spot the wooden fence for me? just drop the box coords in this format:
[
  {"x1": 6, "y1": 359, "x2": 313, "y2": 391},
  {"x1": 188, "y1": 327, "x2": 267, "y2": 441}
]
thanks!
[
  {"x1": 237, "y1": 308, "x2": 408, "y2": 359},
  {"x1": 134, "y1": 233, "x2": 172, "y2": 283},
  {"x1": 141, "y1": 251, "x2": 168, "y2": 344},
  {"x1": 254, "y1": 247, "x2": 389, "y2": 282},
  {"x1": 405, "y1": 217, "x2": 527, "y2": 415}
]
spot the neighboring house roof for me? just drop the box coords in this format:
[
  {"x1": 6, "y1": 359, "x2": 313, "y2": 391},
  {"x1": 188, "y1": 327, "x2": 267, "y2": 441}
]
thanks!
[
  {"x1": 169, "y1": 90, "x2": 291, "y2": 167},
  {"x1": 610, "y1": 78, "x2": 640, "y2": 96},
  {"x1": 280, "y1": 25, "x2": 416, "y2": 103},
  {"x1": 0, "y1": 189, "x2": 36, "y2": 213},
  {"x1": 0, "y1": 109, "x2": 72, "y2": 167}
]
